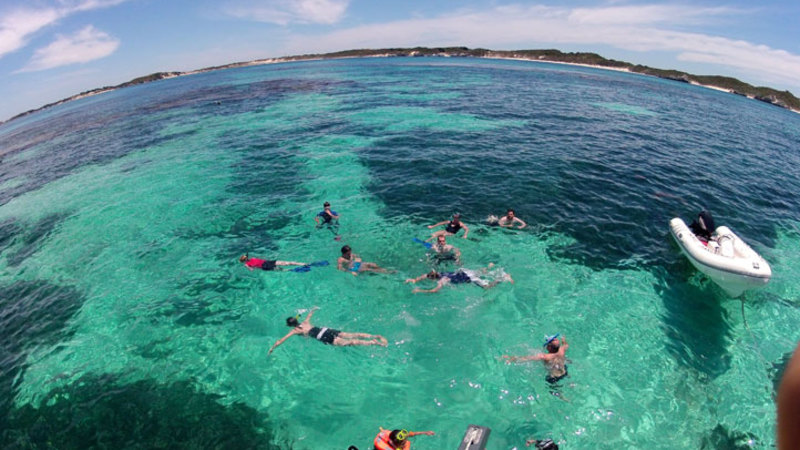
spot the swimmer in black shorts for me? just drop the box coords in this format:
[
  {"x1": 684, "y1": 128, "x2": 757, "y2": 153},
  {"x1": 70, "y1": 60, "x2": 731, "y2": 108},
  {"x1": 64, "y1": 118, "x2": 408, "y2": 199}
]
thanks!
[
  {"x1": 427, "y1": 213, "x2": 469, "y2": 241},
  {"x1": 503, "y1": 335, "x2": 569, "y2": 384},
  {"x1": 239, "y1": 254, "x2": 308, "y2": 271},
  {"x1": 405, "y1": 263, "x2": 513, "y2": 293},
  {"x1": 268, "y1": 307, "x2": 388, "y2": 354}
]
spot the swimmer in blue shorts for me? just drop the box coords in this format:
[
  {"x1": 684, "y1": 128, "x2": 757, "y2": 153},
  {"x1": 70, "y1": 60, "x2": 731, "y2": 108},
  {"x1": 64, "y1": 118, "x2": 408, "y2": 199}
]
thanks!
[
  {"x1": 337, "y1": 245, "x2": 391, "y2": 276},
  {"x1": 405, "y1": 263, "x2": 513, "y2": 293},
  {"x1": 268, "y1": 307, "x2": 388, "y2": 354}
]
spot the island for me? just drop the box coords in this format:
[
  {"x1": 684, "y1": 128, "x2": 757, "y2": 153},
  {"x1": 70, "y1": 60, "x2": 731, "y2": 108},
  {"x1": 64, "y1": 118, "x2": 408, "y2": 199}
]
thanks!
[{"x1": 3, "y1": 47, "x2": 799, "y2": 124}]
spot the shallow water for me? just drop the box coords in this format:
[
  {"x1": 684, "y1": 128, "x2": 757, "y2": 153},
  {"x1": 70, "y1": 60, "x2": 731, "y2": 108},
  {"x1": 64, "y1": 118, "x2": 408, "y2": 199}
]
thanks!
[{"x1": 1, "y1": 57, "x2": 799, "y2": 449}]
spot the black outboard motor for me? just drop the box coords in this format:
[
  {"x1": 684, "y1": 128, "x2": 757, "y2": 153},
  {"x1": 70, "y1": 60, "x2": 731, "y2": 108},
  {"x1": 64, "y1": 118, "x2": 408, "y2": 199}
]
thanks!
[
  {"x1": 689, "y1": 210, "x2": 716, "y2": 241},
  {"x1": 531, "y1": 439, "x2": 559, "y2": 450}
]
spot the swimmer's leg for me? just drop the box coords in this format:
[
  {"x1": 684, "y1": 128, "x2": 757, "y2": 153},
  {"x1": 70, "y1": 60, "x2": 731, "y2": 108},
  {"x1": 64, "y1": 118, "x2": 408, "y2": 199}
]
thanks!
[
  {"x1": 276, "y1": 261, "x2": 308, "y2": 266},
  {"x1": 361, "y1": 263, "x2": 392, "y2": 273},
  {"x1": 333, "y1": 336, "x2": 387, "y2": 347}
]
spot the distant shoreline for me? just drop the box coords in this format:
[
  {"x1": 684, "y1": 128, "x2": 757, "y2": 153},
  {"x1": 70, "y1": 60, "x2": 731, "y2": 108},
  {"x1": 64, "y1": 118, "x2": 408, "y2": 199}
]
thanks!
[{"x1": 3, "y1": 47, "x2": 799, "y2": 124}]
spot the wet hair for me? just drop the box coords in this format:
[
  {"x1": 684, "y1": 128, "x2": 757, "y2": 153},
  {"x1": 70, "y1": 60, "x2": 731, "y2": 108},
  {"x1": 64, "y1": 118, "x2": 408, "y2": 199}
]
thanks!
[
  {"x1": 453, "y1": 213, "x2": 461, "y2": 218},
  {"x1": 239, "y1": 254, "x2": 248, "y2": 262},
  {"x1": 507, "y1": 209, "x2": 515, "y2": 214},
  {"x1": 341, "y1": 245, "x2": 351, "y2": 255},
  {"x1": 389, "y1": 430, "x2": 404, "y2": 443},
  {"x1": 286, "y1": 316, "x2": 299, "y2": 327},
  {"x1": 426, "y1": 271, "x2": 441, "y2": 279},
  {"x1": 324, "y1": 201, "x2": 330, "y2": 207},
  {"x1": 546, "y1": 340, "x2": 560, "y2": 353}
]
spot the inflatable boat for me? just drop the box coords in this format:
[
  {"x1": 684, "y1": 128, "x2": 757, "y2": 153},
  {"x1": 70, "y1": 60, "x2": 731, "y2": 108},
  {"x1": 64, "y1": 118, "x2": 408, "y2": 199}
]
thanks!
[{"x1": 669, "y1": 217, "x2": 771, "y2": 297}]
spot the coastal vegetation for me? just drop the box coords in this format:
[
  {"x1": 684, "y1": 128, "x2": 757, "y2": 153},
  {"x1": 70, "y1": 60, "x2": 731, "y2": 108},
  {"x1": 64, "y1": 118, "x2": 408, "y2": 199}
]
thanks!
[{"x1": 4, "y1": 47, "x2": 799, "y2": 124}]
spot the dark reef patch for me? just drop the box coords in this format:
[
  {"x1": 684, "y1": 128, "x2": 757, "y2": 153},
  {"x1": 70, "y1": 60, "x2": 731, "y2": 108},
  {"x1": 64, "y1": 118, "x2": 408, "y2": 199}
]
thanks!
[
  {"x1": 6, "y1": 212, "x2": 70, "y2": 267},
  {"x1": 699, "y1": 424, "x2": 757, "y2": 449},
  {"x1": 0, "y1": 280, "x2": 84, "y2": 423},
  {"x1": 1, "y1": 374, "x2": 284, "y2": 449}
]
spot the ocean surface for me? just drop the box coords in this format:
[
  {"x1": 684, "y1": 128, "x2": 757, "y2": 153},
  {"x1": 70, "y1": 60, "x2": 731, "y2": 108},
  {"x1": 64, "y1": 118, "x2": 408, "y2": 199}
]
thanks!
[{"x1": 1, "y1": 57, "x2": 799, "y2": 449}]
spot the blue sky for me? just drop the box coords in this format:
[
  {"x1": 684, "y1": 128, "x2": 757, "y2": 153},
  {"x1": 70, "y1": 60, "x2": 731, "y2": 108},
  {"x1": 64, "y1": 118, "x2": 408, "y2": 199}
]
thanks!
[{"x1": 1, "y1": 0, "x2": 799, "y2": 121}]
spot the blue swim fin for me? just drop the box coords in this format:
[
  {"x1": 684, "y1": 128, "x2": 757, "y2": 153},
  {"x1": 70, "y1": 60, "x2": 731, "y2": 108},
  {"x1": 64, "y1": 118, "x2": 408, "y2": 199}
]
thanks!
[
  {"x1": 413, "y1": 238, "x2": 433, "y2": 249},
  {"x1": 291, "y1": 266, "x2": 312, "y2": 273},
  {"x1": 310, "y1": 260, "x2": 329, "y2": 267}
]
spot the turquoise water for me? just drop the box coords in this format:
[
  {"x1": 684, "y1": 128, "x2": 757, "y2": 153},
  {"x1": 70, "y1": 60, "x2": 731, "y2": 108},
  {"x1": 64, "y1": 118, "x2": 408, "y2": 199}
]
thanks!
[{"x1": 1, "y1": 57, "x2": 799, "y2": 449}]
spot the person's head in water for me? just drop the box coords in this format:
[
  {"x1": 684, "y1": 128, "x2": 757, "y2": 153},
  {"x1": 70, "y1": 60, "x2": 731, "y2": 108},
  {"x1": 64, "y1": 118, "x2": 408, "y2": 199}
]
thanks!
[
  {"x1": 436, "y1": 235, "x2": 447, "y2": 246},
  {"x1": 390, "y1": 429, "x2": 409, "y2": 445},
  {"x1": 341, "y1": 245, "x2": 351, "y2": 258},
  {"x1": 452, "y1": 213, "x2": 461, "y2": 222},
  {"x1": 323, "y1": 201, "x2": 331, "y2": 212},
  {"x1": 426, "y1": 270, "x2": 441, "y2": 280},
  {"x1": 239, "y1": 254, "x2": 248, "y2": 263},
  {"x1": 506, "y1": 209, "x2": 515, "y2": 219},
  {"x1": 546, "y1": 338, "x2": 561, "y2": 354},
  {"x1": 286, "y1": 315, "x2": 300, "y2": 327}
]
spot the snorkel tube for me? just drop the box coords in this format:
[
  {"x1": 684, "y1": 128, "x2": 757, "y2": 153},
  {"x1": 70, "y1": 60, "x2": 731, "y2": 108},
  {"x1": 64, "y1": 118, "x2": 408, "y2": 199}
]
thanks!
[{"x1": 543, "y1": 333, "x2": 560, "y2": 347}]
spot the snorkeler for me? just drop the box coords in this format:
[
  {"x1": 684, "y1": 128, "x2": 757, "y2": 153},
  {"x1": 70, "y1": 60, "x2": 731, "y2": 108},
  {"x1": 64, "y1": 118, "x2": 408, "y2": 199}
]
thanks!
[
  {"x1": 374, "y1": 427, "x2": 435, "y2": 450},
  {"x1": 337, "y1": 245, "x2": 391, "y2": 276},
  {"x1": 268, "y1": 307, "x2": 388, "y2": 354},
  {"x1": 497, "y1": 209, "x2": 527, "y2": 229},
  {"x1": 239, "y1": 254, "x2": 308, "y2": 271},
  {"x1": 315, "y1": 201, "x2": 341, "y2": 240},
  {"x1": 314, "y1": 201, "x2": 340, "y2": 226},
  {"x1": 430, "y1": 234, "x2": 461, "y2": 264},
  {"x1": 405, "y1": 263, "x2": 513, "y2": 294},
  {"x1": 427, "y1": 213, "x2": 469, "y2": 241},
  {"x1": 503, "y1": 334, "x2": 569, "y2": 384}
]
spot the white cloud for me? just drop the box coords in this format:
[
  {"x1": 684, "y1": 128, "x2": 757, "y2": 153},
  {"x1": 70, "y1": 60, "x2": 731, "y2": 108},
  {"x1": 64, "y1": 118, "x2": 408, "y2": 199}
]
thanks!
[
  {"x1": 225, "y1": 0, "x2": 350, "y2": 25},
  {"x1": 19, "y1": 25, "x2": 119, "y2": 72},
  {"x1": 0, "y1": 0, "x2": 127, "y2": 59},
  {"x1": 280, "y1": 4, "x2": 800, "y2": 92},
  {"x1": 0, "y1": 8, "x2": 61, "y2": 57},
  {"x1": 567, "y1": 4, "x2": 741, "y2": 26}
]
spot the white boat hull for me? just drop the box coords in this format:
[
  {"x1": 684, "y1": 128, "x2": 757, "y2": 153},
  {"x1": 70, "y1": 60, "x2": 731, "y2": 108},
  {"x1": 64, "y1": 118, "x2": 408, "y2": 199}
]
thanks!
[{"x1": 669, "y1": 218, "x2": 771, "y2": 297}]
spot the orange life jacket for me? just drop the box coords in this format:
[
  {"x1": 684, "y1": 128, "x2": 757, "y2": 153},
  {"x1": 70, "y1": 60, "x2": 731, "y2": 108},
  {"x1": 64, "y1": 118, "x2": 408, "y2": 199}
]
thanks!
[{"x1": 374, "y1": 430, "x2": 410, "y2": 450}]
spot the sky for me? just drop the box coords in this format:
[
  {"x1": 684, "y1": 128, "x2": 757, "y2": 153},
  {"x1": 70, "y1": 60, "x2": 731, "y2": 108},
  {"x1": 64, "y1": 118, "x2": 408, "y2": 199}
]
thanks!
[{"x1": 1, "y1": 0, "x2": 799, "y2": 122}]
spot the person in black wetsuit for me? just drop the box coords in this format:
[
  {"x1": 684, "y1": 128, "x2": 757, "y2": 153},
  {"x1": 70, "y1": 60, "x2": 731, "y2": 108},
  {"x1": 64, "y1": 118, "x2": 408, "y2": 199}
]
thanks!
[
  {"x1": 689, "y1": 210, "x2": 716, "y2": 243},
  {"x1": 427, "y1": 213, "x2": 469, "y2": 241},
  {"x1": 405, "y1": 263, "x2": 513, "y2": 293},
  {"x1": 268, "y1": 307, "x2": 388, "y2": 354}
]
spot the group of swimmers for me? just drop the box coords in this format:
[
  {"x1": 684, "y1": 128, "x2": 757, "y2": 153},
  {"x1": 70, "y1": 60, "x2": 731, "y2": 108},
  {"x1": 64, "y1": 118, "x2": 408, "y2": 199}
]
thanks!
[{"x1": 240, "y1": 202, "x2": 568, "y2": 448}]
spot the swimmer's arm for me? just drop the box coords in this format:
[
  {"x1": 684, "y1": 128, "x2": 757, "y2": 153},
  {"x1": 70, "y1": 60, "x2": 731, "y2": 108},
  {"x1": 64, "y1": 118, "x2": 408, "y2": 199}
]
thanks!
[
  {"x1": 268, "y1": 329, "x2": 298, "y2": 354},
  {"x1": 428, "y1": 220, "x2": 448, "y2": 229},
  {"x1": 304, "y1": 307, "x2": 318, "y2": 323},
  {"x1": 413, "y1": 280, "x2": 445, "y2": 293},
  {"x1": 314, "y1": 215, "x2": 321, "y2": 224},
  {"x1": 461, "y1": 223, "x2": 469, "y2": 238},
  {"x1": 453, "y1": 247, "x2": 462, "y2": 263},
  {"x1": 337, "y1": 258, "x2": 346, "y2": 271},
  {"x1": 330, "y1": 211, "x2": 340, "y2": 219},
  {"x1": 405, "y1": 274, "x2": 428, "y2": 283},
  {"x1": 409, "y1": 430, "x2": 435, "y2": 437},
  {"x1": 503, "y1": 353, "x2": 545, "y2": 363},
  {"x1": 516, "y1": 218, "x2": 527, "y2": 229},
  {"x1": 559, "y1": 337, "x2": 569, "y2": 355}
]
